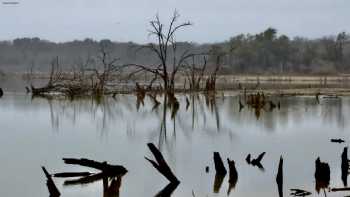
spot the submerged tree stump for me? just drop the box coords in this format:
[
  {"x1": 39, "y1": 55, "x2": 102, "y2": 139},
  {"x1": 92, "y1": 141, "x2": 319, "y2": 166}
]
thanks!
[
  {"x1": 213, "y1": 152, "x2": 227, "y2": 175},
  {"x1": 276, "y1": 156, "x2": 283, "y2": 197},
  {"x1": 227, "y1": 158, "x2": 238, "y2": 195}
]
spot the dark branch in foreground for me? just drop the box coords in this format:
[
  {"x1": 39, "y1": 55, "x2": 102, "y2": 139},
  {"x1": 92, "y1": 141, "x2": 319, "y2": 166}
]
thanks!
[
  {"x1": 42, "y1": 166, "x2": 61, "y2": 197},
  {"x1": 145, "y1": 143, "x2": 180, "y2": 184}
]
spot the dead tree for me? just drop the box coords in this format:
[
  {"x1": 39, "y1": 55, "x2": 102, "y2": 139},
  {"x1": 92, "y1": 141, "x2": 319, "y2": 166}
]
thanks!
[
  {"x1": 145, "y1": 143, "x2": 179, "y2": 184},
  {"x1": 86, "y1": 43, "x2": 122, "y2": 96},
  {"x1": 126, "y1": 11, "x2": 194, "y2": 93},
  {"x1": 183, "y1": 55, "x2": 207, "y2": 91}
]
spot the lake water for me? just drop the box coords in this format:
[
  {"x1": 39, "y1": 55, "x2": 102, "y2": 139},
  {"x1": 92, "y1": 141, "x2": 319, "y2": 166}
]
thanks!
[{"x1": 0, "y1": 93, "x2": 349, "y2": 197}]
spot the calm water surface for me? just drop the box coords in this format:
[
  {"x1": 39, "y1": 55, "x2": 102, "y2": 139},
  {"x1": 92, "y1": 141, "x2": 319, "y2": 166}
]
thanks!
[{"x1": 0, "y1": 93, "x2": 349, "y2": 197}]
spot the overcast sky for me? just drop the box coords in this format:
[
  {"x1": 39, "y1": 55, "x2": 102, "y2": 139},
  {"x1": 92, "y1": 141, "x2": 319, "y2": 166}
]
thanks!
[{"x1": 0, "y1": 0, "x2": 349, "y2": 43}]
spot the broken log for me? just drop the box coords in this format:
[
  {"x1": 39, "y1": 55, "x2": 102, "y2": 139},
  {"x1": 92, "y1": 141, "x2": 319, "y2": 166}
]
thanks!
[
  {"x1": 145, "y1": 143, "x2": 179, "y2": 184},
  {"x1": 42, "y1": 166, "x2": 61, "y2": 197},
  {"x1": 276, "y1": 156, "x2": 283, "y2": 197},
  {"x1": 62, "y1": 158, "x2": 127, "y2": 176},
  {"x1": 213, "y1": 152, "x2": 227, "y2": 175}
]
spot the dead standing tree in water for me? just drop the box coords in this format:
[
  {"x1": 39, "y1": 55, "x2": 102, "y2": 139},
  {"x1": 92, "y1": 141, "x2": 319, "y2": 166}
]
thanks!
[
  {"x1": 86, "y1": 43, "x2": 122, "y2": 96},
  {"x1": 127, "y1": 11, "x2": 194, "y2": 93}
]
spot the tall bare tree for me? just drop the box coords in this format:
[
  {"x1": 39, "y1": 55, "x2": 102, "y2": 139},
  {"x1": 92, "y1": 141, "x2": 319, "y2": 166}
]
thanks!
[{"x1": 128, "y1": 11, "x2": 194, "y2": 93}]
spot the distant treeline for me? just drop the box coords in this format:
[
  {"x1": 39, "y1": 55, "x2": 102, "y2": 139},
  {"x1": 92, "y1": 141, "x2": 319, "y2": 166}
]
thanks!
[{"x1": 0, "y1": 28, "x2": 349, "y2": 75}]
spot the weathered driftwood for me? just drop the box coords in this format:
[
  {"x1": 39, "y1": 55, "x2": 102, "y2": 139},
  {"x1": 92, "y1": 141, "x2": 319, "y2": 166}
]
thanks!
[
  {"x1": 227, "y1": 158, "x2": 238, "y2": 195},
  {"x1": 276, "y1": 156, "x2": 283, "y2": 197},
  {"x1": 53, "y1": 172, "x2": 93, "y2": 178},
  {"x1": 145, "y1": 143, "x2": 180, "y2": 184},
  {"x1": 62, "y1": 158, "x2": 127, "y2": 176},
  {"x1": 213, "y1": 152, "x2": 227, "y2": 175},
  {"x1": 42, "y1": 166, "x2": 61, "y2": 197}
]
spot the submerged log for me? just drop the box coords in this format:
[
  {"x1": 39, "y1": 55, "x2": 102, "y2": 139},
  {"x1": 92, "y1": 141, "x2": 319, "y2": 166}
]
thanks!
[
  {"x1": 213, "y1": 152, "x2": 227, "y2": 175},
  {"x1": 276, "y1": 156, "x2": 283, "y2": 197},
  {"x1": 331, "y1": 187, "x2": 350, "y2": 192},
  {"x1": 53, "y1": 172, "x2": 93, "y2": 178},
  {"x1": 42, "y1": 166, "x2": 61, "y2": 197},
  {"x1": 290, "y1": 189, "x2": 311, "y2": 196},
  {"x1": 145, "y1": 143, "x2": 179, "y2": 184},
  {"x1": 62, "y1": 158, "x2": 127, "y2": 176},
  {"x1": 331, "y1": 138, "x2": 345, "y2": 143},
  {"x1": 64, "y1": 172, "x2": 117, "y2": 186}
]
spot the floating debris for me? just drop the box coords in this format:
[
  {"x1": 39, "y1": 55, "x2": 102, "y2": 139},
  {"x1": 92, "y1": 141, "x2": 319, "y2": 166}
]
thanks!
[
  {"x1": 331, "y1": 138, "x2": 345, "y2": 143},
  {"x1": 290, "y1": 188, "x2": 311, "y2": 196}
]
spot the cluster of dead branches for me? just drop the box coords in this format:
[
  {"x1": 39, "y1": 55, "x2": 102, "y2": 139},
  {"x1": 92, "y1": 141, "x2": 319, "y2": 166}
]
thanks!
[
  {"x1": 31, "y1": 44, "x2": 124, "y2": 98},
  {"x1": 31, "y1": 11, "x2": 222, "y2": 98}
]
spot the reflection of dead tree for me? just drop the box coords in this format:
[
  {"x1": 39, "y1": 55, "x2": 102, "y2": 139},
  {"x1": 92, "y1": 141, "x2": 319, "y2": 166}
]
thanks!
[{"x1": 127, "y1": 11, "x2": 193, "y2": 93}]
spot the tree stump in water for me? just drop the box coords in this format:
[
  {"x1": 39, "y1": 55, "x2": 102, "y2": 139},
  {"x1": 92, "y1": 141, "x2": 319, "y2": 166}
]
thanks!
[{"x1": 213, "y1": 152, "x2": 227, "y2": 175}]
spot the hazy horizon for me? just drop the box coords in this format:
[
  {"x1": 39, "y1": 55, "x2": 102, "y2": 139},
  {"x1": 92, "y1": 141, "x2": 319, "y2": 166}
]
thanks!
[{"x1": 0, "y1": 0, "x2": 349, "y2": 44}]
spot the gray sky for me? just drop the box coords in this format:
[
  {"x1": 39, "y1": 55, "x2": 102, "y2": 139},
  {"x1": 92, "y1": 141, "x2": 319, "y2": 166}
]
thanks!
[{"x1": 0, "y1": 0, "x2": 349, "y2": 43}]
